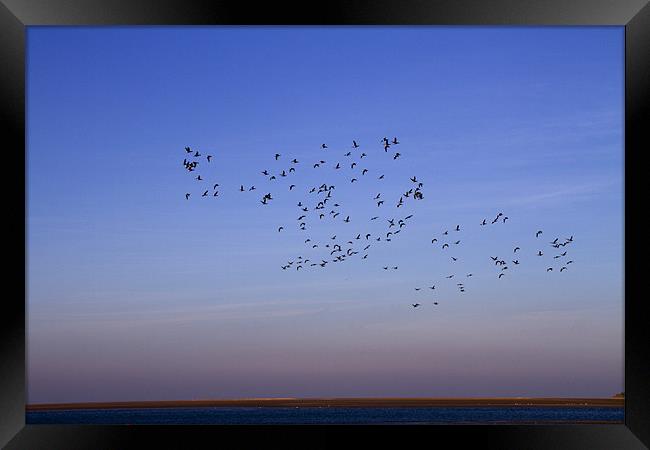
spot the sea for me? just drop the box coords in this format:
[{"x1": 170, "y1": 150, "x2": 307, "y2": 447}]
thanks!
[{"x1": 26, "y1": 406, "x2": 624, "y2": 425}]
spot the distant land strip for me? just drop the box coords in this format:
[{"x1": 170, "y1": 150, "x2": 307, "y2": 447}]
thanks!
[{"x1": 26, "y1": 397, "x2": 624, "y2": 411}]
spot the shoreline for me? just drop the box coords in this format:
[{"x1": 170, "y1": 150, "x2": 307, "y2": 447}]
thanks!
[{"x1": 26, "y1": 397, "x2": 624, "y2": 411}]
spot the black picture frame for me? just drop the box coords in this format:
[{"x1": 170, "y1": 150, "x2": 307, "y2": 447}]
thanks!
[{"x1": 2, "y1": 1, "x2": 648, "y2": 448}]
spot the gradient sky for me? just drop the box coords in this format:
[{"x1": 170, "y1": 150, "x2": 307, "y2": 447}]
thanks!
[{"x1": 27, "y1": 26, "x2": 624, "y2": 403}]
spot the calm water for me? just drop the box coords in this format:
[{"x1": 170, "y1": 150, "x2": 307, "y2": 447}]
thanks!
[{"x1": 26, "y1": 407, "x2": 624, "y2": 425}]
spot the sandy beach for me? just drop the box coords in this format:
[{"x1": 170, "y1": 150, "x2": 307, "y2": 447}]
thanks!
[{"x1": 26, "y1": 397, "x2": 624, "y2": 411}]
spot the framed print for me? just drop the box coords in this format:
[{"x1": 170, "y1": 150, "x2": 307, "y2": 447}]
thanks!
[{"x1": 1, "y1": 0, "x2": 648, "y2": 448}]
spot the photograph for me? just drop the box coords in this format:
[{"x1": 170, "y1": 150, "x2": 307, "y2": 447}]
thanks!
[{"x1": 23, "y1": 25, "x2": 626, "y2": 426}]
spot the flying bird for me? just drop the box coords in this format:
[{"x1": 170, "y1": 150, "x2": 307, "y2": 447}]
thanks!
[{"x1": 536, "y1": 230, "x2": 543, "y2": 238}]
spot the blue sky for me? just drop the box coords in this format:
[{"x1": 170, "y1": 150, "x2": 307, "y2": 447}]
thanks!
[{"x1": 27, "y1": 26, "x2": 623, "y2": 402}]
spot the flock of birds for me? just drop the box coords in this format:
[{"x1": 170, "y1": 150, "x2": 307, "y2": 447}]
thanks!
[{"x1": 181, "y1": 137, "x2": 576, "y2": 310}]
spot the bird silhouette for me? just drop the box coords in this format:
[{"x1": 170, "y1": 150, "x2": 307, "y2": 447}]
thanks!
[
  {"x1": 275, "y1": 153, "x2": 281, "y2": 160},
  {"x1": 536, "y1": 230, "x2": 543, "y2": 237},
  {"x1": 185, "y1": 193, "x2": 190, "y2": 200}
]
